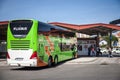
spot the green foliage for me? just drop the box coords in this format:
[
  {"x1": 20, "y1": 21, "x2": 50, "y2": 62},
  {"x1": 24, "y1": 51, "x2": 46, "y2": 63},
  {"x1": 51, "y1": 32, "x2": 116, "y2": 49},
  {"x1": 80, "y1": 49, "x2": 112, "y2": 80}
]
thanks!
[
  {"x1": 103, "y1": 35, "x2": 118, "y2": 42},
  {"x1": 100, "y1": 44, "x2": 107, "y2": 48},
  {"x1": 102, "y1": 35, "x2": 118, "y2": 47}
]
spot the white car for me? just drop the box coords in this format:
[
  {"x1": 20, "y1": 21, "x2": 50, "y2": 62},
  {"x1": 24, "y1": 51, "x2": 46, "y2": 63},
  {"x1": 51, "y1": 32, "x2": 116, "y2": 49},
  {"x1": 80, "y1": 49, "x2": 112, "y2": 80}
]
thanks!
[
  {"x1": 100, "y1": 48, "x2": 108, "y2": 54},
  {"x1": 112, "y1": 48, "x2": 120, "y2": 54}
]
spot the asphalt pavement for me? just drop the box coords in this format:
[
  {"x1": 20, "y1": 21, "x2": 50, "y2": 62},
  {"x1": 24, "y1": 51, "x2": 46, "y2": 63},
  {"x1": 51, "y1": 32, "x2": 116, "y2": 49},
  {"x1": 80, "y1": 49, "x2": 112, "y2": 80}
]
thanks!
[
  {"x1": 0, "y1": 55, "x2": 120, "y2": 80},
  {"x1": 0, "y1": 60, "x2": 120, "y2": 80}
]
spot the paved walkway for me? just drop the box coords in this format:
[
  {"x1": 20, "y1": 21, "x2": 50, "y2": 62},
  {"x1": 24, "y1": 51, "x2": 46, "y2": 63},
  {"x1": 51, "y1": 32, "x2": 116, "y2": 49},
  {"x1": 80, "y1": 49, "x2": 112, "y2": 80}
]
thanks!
[
  {"x1": 65, "y1": 57, "x2": 120, "y2": 64},
  {"x1": 65, "y1": 57, "x2": 98, "y2": 64},
  {"x1": 89, "y1": 57, "x2": 120, "y2": 64},
  {"x1": 0, "y1": 59, "x2": 7, "y2": 66}
]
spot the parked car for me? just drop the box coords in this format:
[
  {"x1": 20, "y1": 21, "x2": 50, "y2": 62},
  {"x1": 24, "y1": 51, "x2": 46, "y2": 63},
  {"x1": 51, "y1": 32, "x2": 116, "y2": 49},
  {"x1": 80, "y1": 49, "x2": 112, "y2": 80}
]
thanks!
[
  {"x1": 112, "y1": 48, "x2": 120, "y2": 54},
  {"x1": 100, "y1": 48, "x2": 108, "y2": 54}
]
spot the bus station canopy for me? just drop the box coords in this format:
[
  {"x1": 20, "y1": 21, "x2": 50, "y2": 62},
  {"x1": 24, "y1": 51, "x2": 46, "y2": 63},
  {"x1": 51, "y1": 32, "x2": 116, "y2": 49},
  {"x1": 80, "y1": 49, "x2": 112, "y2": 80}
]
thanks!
[
  {"x1": 0, "y1": 21, "x2": 8, "y2": 25},
  {"x1": 49, "y1": 22, "x2": 120, "y2": 35},
  {"x1": 0, "y1": 21, "x2": 120, "y2": 38},
  {"x1": 38, "y1": 29, "x2": 75, "y2": 37}
]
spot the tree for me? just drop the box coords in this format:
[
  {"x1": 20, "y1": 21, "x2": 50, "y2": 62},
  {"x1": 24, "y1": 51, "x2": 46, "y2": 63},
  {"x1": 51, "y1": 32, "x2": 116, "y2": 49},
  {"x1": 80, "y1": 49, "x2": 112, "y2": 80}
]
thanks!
[{"x1": 103, "y1": 35, "x2": 118, "y2": 47}]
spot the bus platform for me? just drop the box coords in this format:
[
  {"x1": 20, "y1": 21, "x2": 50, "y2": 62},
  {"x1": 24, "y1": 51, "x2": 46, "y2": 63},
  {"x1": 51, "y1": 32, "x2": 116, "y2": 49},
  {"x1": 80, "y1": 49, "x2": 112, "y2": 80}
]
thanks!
[{"x1": 0, "y1": 59, "x2": 7, "y2": 66}]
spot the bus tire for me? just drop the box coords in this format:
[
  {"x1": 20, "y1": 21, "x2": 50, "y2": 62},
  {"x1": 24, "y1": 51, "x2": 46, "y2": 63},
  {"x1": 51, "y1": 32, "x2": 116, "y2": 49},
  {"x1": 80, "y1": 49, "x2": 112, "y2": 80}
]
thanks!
[
  {"x1": 48, "y1": 57, "x2": 52, "y2": 67},
  {"x1": 53, "y1": 56, "x2": 58, "y2": 66}
]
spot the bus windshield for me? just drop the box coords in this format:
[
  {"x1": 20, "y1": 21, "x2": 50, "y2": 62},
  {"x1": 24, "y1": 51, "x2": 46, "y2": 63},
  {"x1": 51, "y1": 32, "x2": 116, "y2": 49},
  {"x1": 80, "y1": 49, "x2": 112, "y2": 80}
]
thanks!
[{"x1": 10, "y1": 20, "x2": 33, "y2": 38}]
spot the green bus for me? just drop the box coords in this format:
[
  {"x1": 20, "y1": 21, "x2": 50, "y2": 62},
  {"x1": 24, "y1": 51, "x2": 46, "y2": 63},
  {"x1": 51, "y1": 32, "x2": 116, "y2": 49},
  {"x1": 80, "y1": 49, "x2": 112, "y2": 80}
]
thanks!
[{"x1": 7, "y1": 19, "x2": 77, "y2": 67}]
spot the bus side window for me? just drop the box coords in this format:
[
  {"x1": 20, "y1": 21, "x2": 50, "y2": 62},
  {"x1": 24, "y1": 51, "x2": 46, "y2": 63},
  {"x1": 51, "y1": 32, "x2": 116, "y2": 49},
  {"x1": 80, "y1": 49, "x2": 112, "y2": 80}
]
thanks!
[{"x1": 59, "y1": 43, "x2": 62, "y2": 51}]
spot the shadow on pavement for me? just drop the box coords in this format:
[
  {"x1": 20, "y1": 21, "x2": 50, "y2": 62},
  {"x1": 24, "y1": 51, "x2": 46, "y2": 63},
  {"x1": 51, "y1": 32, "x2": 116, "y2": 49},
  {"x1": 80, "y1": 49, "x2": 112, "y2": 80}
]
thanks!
[
  {"x1": 10, "y1": 58, "x2": 74, "y2": 71},
  {"x1": 10, "y1": 66, "x2": 49, "y2": 71}
]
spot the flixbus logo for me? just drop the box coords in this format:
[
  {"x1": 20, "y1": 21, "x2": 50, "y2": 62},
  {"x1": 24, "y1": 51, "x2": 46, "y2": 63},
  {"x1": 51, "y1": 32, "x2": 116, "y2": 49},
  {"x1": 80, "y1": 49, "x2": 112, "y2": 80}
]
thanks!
[{"x1": 13, "y1": 27, "x2": 27, "y2": 31}]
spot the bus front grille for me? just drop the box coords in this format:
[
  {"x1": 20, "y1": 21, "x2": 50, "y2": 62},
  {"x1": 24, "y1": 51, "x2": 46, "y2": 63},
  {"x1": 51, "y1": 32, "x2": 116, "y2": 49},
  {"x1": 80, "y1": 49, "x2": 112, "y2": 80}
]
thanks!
[{"x1": 10, "y1": 40, "x2": 30, "y2": 49}]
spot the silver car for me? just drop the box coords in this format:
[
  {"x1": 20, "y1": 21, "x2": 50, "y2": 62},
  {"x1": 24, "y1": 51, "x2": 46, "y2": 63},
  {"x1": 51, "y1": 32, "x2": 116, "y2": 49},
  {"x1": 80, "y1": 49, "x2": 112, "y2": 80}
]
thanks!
[{"x1": 112, "y1": 48, "x2": 120, "y2": 54}]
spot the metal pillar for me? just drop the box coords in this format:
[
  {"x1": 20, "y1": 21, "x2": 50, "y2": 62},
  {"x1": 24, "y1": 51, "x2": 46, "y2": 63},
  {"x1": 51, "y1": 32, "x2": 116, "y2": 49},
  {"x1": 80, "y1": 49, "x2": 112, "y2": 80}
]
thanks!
[
  {"x1": 96, "y1": 32, "x2": 100, "y2": 47},
  {"x1": 109, "y1": 30, "x2": 112, "y2": 48}
]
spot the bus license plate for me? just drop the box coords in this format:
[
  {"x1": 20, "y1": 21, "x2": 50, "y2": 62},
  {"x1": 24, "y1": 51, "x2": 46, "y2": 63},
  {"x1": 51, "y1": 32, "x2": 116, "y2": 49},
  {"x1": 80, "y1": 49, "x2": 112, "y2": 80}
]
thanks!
[{"x1": 15, "y1": 58, "x2": 24, "y2": 61}]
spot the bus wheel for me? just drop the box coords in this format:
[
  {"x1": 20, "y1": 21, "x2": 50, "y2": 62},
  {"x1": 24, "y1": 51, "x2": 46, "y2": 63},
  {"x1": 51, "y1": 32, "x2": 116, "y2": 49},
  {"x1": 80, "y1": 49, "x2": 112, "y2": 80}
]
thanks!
[
  {"x1": 53, "y1": 56, "x2": 58, "y2": 66},
  {"x1": 48, "y1": 57, "x2": 52, "y2": 67}
]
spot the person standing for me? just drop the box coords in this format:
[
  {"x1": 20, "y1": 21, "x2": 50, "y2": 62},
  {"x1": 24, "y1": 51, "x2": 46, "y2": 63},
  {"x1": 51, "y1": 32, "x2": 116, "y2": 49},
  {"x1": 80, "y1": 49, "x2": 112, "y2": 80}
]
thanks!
[
  {"x1": 71, "y1": 44, "x2": 77, "y2": 58},
  {"x1": 91, "y1": 46, "x2": 95, "y2": 56},
  {"x1": 88, "y1": 46, "x2": 91, "y2": 56},
  {"x1": 108, "y1": 47, "x2": 113, "y2": 57},
  {"x1": 96, "y1": 47, "x2": 102, "y2": 56}
]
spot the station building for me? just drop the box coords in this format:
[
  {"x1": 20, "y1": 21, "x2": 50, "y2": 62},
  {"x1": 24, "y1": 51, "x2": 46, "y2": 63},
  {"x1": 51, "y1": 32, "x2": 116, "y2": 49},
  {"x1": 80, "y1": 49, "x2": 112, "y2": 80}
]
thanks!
[{"x1": 50, "y1": 22, "x2": 120, "y2": 56}]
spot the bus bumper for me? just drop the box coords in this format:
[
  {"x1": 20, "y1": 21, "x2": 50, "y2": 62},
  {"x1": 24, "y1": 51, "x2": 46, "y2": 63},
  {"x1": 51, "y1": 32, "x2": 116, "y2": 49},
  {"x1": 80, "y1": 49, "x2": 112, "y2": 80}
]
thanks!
[{"x1": 7, "y1": 59, "x2": 37, "y2": 67}]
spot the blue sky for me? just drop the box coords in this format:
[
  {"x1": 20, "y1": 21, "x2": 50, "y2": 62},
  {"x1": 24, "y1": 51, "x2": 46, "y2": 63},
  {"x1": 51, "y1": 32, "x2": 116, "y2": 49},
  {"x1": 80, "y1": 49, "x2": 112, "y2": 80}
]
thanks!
[{"x1": 0, "y1": 0, "x2": 120, "y2": 24}]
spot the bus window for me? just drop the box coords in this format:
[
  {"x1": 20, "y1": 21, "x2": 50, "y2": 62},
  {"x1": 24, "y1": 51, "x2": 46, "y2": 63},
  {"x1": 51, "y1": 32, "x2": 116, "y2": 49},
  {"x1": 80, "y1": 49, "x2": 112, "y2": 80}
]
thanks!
[
  {"x1": 38, "y1": 22, "x2": 68, "y2": 32},
  {"x1": 10, "y1": 20, "x2": 33, "y2": 38}
]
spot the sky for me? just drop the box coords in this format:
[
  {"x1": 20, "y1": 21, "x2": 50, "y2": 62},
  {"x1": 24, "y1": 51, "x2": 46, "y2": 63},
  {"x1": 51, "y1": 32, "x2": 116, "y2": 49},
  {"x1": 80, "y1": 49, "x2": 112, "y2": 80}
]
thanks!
[{"x1": 0, "y1": 0, "x2": 120, "y2": 24}]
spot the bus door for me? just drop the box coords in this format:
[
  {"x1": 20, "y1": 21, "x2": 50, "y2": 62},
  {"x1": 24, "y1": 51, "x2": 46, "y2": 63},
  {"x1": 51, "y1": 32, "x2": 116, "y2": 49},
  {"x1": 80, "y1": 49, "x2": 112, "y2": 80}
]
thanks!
[{"x1": 38, "y1": 43, "x2": 45, "y2": 60}]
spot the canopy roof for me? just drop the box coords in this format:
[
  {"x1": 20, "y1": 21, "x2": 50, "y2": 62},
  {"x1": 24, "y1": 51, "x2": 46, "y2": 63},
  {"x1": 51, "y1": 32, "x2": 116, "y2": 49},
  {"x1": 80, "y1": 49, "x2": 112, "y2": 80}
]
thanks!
[
  {"x1": 0, "y1": 21, "x2": 8, "y2": 25},
  {"x1": 0, "y1": 21, "x2": 120, "y2": 36},
  {"x1": 50, "y1": 22, "x2": 120, "y2": 35}
]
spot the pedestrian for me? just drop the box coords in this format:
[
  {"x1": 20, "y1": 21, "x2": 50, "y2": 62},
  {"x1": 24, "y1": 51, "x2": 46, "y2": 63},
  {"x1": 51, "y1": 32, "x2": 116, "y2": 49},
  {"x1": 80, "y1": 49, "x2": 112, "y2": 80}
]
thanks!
[
  {"x1": 88, "y1": 46, "x2": 91, "y2": 56},
  {"x1": 91, "y1": 46, "x2": 95, "y2": 56},
  {"x1": 108, "y1": 47, "x2": 113, "y2": 58},
  {"x1": 99, "y1": 48, "x2": 102, "y2": 56},
  {"x1": 96, "y1": 47, "x2": 99, "y2": 56},
  {"x1": 74, "y1": 44, "x2": 77, "y2": 52},
  {"x1": 72, "y1": 44, "x2": 77, "y2": 58},
  {"x1": 96, "y1": 47, "x2": 102, "y2": 56}
]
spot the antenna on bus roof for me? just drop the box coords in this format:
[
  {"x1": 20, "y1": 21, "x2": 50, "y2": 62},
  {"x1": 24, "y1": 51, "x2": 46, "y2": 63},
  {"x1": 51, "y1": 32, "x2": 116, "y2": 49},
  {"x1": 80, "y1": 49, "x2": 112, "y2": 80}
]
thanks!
[{"x1": 47, "y1": 21, "x2": 49, "y2": 23}]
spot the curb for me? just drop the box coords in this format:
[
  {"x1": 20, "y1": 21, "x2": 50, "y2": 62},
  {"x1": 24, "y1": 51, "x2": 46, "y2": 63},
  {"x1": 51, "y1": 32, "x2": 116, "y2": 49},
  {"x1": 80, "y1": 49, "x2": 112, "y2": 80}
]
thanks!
[
  {"x1": 0, "y1": 60, "x2": 7, "y2": 66},
  {"x1": 78, "y1": 58, "x2": 98, "y2": 63},
  {"x1": 65, "y1": 57, "x2": 98, "y2": 64},
  {"x1": 0, "y1": 59, "x2": 6, "y2": 62}
]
